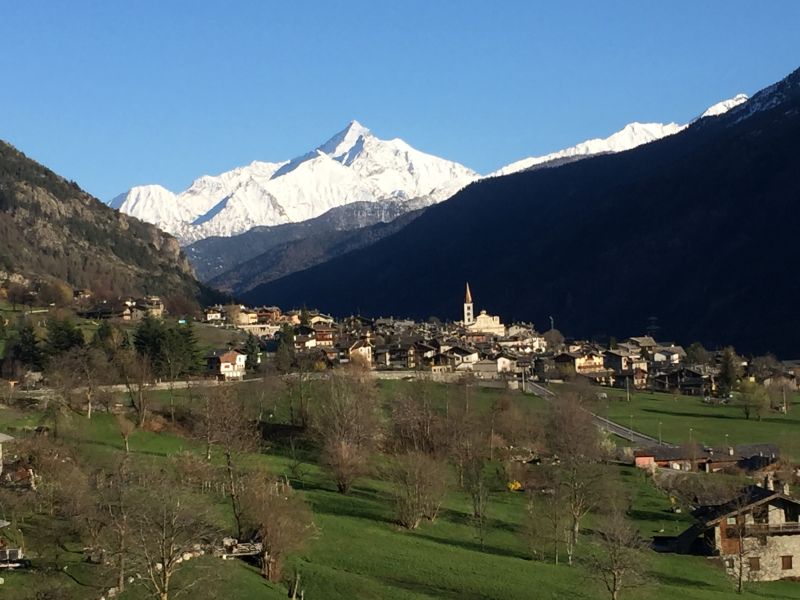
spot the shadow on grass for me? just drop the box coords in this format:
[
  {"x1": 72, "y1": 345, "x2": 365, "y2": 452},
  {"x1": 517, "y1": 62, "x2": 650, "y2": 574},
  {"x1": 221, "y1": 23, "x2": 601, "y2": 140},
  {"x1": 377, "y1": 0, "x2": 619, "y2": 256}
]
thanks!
[
  {"x1": 411, "y1": 530, "x2": 529, "y2": 561},
  {"x1": 640, "y1": 408, "x2": 738, "y2": 421},
  {"x1": 308, "y1": 487, "x2": 395, "y2": 525},
  {"x1": 653, "y1": 573, "x2": 716, "y2": 589},
  {"x1": 382, "y1": 576, "x2": 494, "y2": 600}
]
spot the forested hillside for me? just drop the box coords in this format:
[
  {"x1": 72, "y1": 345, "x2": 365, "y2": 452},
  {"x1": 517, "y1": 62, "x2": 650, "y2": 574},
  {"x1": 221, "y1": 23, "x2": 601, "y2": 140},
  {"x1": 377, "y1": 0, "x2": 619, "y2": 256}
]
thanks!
[{"x1": 0, "y1": 140, "x2": 215, "y2": 302}]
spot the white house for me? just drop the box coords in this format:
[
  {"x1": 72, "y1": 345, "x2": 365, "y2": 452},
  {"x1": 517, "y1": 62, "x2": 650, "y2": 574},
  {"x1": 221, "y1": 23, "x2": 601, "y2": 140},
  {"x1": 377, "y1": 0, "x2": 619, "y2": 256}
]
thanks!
[{"x1": 206, "y1": 349, "x2": 247, "y2": 381}]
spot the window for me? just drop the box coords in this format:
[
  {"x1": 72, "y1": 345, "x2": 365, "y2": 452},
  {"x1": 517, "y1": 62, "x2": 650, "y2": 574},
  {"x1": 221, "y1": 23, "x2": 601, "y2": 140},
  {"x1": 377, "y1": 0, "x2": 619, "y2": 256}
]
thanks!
[
  {"x1": 724, "y1": 558, "x2": 735, "y2": 569},
  {"x1": 726, "y1": 517, "x2": 737, "y2": 525},
  {"x1": 782, "y1": 556, "x2": 793, "y2": 570},
  {"x1": 749, "y1": 557, "x2": 761, "y2": 572}
]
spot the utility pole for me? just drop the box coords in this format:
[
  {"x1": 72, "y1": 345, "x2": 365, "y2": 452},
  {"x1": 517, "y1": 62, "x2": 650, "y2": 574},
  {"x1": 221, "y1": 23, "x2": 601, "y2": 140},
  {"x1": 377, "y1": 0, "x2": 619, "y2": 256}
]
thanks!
[
  {"x1": 658, "y1": 421, "x2": 662, "y2": 445},
  {"x1": 626, "y1": 375, "x2": 631, "y2": 403}
]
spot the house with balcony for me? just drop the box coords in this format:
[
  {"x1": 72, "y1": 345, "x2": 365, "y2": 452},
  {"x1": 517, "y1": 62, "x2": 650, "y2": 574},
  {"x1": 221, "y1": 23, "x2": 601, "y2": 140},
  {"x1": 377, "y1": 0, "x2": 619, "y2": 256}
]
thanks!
[{"x1": 668, "y1": 483, "x2": 800, "y2": 582}]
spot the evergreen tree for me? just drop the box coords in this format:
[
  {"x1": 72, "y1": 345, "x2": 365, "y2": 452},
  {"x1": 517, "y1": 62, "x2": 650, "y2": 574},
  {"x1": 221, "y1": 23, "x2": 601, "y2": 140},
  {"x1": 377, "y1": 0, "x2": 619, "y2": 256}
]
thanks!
[
  {"x1": 45, "y1": 316, "x2": 85, "y2": 359},
  {"x1": 12, "y1": 321, "x2": 43, "y2": 371},
  {"x1": 178, "y1": 321, "x2": 202, "y2": 375},
  {"x1": 133, "y1": 315, "x2": 167, "y2": 376},
  {"x1": 300, "y1": 306, "x2": 311, "y2": 326},
  {"x1": 244, "y1": 333, "x2": 260, "y2": 371}
]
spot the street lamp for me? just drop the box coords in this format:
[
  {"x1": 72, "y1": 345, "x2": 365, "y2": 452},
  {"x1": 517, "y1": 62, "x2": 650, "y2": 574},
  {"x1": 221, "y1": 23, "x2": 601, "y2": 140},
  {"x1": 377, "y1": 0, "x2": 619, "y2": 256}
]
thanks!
[
  {"x1": 689, "y1": 427, "x2": 694, "y2": 446},
  {"x1": 658, "y1": 421, "x2": 662, "y2": 445}
]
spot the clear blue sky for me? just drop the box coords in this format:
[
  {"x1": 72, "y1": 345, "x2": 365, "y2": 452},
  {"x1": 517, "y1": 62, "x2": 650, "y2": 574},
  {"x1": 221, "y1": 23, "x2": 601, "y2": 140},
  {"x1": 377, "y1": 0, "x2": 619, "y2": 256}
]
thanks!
[{"x1": 2, "y1": 1, "x2": 799, "y2": 201}]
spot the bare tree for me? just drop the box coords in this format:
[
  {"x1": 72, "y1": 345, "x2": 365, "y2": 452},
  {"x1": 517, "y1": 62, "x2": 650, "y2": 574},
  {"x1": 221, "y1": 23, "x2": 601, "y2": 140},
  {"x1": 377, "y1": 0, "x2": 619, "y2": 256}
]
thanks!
[
  {"x1": 545, "y1": 395, "x2": 607, "y2": 565},
  {"x1": 193, "y1": 385, "x2": 259, "y2": 538},
  {"x1": 115, "y1": 413, "x2": 135, "y2": 453},
  {"x1": 590, "y1": 506, "x2": 648, "y2": 600},
  {"x1": 240, "y1": 473, "x2": 315, "y2": 582},
  {"x1": 386, "y1": 451, "x2": 449, "y2": 529},
  {"x1": 314, "y1": 366, "x2": 380, "y2": 494},
  {"x1": 521, "y1": 466, "x2": 569, "y2": 564},
  {"x1": 97, "y1": 458, "x2": 134, "y2": 593},
  {"x1": 463, "y1": 453, "x2": 491, "y2": 551},
  {"x1": 388, "y1": 379, "x2": 443, "y2": 455},
  {"x1": 130, "y1": 477, "x2": 218, "y2": 600},
  {"x1": 115, "y1": 349, "x2": 153, "y2": 428}
]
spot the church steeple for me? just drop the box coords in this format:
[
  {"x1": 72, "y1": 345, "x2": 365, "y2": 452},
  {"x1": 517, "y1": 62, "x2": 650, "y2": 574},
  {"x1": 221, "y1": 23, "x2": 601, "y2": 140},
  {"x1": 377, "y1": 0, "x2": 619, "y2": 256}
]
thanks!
[{"x1": 463, "y1": 282, "x2": 474, "y2": 325}]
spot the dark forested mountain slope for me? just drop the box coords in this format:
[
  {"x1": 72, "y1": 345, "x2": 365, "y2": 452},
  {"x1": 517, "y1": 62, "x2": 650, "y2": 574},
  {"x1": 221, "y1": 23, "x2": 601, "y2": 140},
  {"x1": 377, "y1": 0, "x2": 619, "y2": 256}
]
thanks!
[
  {"x1": 0, "y1": 140, "x2": 215, "y2": 302},
  {"x1": 206, "y1": 209, "x2": 422, "y2": 295},
  {"x1": 243, "y1": 67, "x2": 800, "y2": 356},
  {"x1": 187, "y1": 199, "x2": 425, "y2": 284}
]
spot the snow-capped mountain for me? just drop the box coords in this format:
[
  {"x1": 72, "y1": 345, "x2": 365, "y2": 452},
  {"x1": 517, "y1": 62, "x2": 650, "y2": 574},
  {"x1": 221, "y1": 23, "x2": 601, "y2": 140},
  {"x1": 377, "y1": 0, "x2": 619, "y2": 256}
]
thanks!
[
  {"x1": 489, "y1": 94, "x2": 749, "y2": 177},
  {"x1": 697, "y1": 93, "x2": 749, "y2": 119},
  {"x1": 113, "y1": 94, "x2": 750, "y2": 245},
  {"x1": 111, "y1": 121, "x2": 478, "y2": 244}
]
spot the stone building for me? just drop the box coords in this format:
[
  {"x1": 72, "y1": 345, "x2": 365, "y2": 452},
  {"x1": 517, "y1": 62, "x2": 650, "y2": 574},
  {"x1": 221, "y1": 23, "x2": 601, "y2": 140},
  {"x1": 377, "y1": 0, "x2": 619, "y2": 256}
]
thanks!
[{"x1": 670, "y1": 484, "x2": 800, "y2": 582}]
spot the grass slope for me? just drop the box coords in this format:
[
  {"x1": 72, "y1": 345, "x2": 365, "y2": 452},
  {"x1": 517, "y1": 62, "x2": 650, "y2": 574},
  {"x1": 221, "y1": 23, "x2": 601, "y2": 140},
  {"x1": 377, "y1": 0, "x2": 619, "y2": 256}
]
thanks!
[{"x1": 1, "y1": 381, "x2": 798, "y2": 599}]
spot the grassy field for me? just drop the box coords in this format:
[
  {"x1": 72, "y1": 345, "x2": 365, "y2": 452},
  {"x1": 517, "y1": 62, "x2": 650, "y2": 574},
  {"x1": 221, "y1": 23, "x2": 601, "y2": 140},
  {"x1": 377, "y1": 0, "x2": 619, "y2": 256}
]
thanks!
[
  {"x1": 594, "y1": 387, "x2": 800, "y2": 460},
  {"x1": 1, "y1": 381, "x2": 799, "y2": 599}
]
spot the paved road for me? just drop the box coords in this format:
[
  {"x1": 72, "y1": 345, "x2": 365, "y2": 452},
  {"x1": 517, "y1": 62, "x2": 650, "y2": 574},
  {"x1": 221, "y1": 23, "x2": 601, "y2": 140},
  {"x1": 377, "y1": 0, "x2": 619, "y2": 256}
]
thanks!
[{"x1": 523, "y1": 380, "x2": 671, "y2": 448}]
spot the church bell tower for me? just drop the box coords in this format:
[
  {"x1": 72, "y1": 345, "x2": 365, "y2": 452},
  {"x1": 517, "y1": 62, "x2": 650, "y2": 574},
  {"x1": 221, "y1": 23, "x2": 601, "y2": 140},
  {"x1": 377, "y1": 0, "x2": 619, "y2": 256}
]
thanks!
[{"x1": 464, "y1": 282, "x2": 474, "y2": 325}]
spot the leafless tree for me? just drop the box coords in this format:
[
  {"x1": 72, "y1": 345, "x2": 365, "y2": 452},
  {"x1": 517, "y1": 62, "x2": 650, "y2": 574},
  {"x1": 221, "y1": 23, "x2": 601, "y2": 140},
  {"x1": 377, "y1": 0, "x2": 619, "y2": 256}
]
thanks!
[
  {"x1": 115, "y1": 413, "x2": 135, "y2": 453},
  {"x1": 463, "y1": 453, "x2": 491, "y2": 551},
  {"x1": 115, "y1": 349, "x2": 153, "y2": 428},
  {"x1": 240, "y1": 473, "x2": 315, "y2": 582},
  {"x1": 386, "y1": 451, "x2": 449, "y2": 529},
  {"x1": 545, "y1": 395, "x2": 607, "y2": 565},
  {"x1": 129, "y1": 477, "x2": 218, "y2": 600},
  {"x1": 314, "y1": 366, "x2": 380, "y2": 494},
  {"x1": 388, "y1": 379, "x2": 443, "y2": 455},
  {"x1": 97, "y1": 458, "x2": 134, "y2": 593},
  {"x1": 520, "y1": 466, "x2": 569, "y2": 564},
  {"x1": 192, "y1": 385, "x2": 259, "y2": 538},
  {"x1": 590, "y1": 506, "x2": 648, "y2": 600}
]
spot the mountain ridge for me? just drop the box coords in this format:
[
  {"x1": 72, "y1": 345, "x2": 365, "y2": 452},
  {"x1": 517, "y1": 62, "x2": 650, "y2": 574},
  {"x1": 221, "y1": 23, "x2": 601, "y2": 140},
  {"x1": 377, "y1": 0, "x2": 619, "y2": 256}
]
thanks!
[
  {"x1": 240, "y1": 68, "x2": 800, "y2": 356},
  {"x1": 0, "y1": 140, "x2": 215, "y2": 304}
]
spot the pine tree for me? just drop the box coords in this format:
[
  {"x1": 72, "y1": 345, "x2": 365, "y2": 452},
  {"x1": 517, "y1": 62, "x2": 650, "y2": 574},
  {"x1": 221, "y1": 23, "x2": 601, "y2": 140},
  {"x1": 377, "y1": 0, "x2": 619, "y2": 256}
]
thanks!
[
  {"x1": 178, "y1": 321, "x2": 202, "y2": 375},
  {"x1": 244, "y1": 333, "x2": 260, "y2": 371},
  {"x1": 14, "y1": 321, "x2": 43, "y2": 371},
  {"x1": 45, "y1": 316, "x2": 85, "y2": 359},
  {"x1": 133, "y1": 315, "x2": 167, "y2": 377}
]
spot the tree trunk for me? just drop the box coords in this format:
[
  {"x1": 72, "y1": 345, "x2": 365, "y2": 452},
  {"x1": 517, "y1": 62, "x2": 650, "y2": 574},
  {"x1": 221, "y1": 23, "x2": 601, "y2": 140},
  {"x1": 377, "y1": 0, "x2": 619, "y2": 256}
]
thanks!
[
  {"x1": 124, "y1": 436, "x2": 130, "y2": 453},
  {"x1": 226, "y1": 451, "x2": 243, "y2": 538},
  {"x1": 169, "y1": 381, "x2": 176, "y2": 423},
  {"x1": 117, "y1": 552, "x2": 126, "y2": 592}
]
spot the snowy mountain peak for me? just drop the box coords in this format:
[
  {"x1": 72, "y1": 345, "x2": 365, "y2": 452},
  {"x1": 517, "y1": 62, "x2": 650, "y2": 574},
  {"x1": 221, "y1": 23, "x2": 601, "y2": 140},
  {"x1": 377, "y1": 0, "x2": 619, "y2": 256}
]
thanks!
[
  {"x1": 490, "y1": 93, "x2": 748, "y2": 178},
  {"x1": 113, "y1": 121, "x2": 476, "y2": 245},
  {"x1": 698, "y1": 93, "x2": 749, "y2": 119},
  {"x1": 318, "y1": 120, "x2": 373, "y2": 159}
]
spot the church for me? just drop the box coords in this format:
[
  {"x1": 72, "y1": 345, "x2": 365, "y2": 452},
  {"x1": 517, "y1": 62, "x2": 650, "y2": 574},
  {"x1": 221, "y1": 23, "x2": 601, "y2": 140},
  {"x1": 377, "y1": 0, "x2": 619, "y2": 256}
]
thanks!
[{"x1": 462, "y1": 283, "x2": 506, "y2": 336}]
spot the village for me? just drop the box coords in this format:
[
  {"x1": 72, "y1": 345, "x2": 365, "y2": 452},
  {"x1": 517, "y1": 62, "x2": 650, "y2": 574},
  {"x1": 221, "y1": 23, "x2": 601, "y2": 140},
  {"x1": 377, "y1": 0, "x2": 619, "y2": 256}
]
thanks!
[{"x1": 1, "y1": 282, "x2": 799, "y2": 598}]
